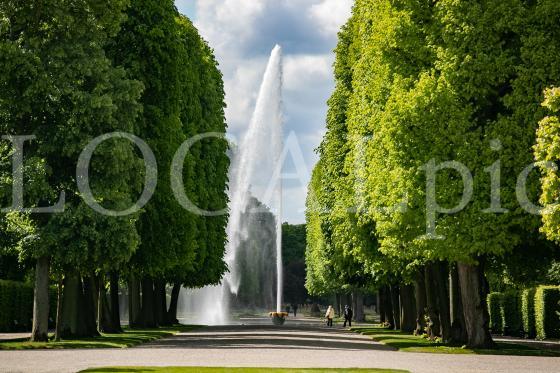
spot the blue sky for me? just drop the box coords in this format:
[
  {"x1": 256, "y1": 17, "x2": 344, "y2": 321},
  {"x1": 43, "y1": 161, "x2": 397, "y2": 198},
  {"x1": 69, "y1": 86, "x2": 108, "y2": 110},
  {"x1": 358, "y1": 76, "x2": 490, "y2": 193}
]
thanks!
[{"x1": 175, "y1": 0, "x2": 353, "y2": 223}]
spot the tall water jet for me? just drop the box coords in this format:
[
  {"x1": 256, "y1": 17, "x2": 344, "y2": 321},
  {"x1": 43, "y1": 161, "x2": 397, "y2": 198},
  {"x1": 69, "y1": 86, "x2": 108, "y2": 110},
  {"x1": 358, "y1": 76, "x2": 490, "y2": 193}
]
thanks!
[
  {"x1": 178, "y1": 45, "x2": 284, "y2": 323},
  {"x1": 225, "y1": 44, "x2": 284, "y2": 303}
]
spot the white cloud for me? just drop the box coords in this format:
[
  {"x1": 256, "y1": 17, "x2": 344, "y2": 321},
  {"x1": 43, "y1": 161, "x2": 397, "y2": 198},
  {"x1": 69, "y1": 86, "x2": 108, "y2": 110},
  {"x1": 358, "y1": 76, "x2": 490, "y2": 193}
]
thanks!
[
  {"x1": 284, "y1": 54, "x2": 333, "y2": 91},
  {"x1": 195, "y1": 0, "x2": 265, "y2": 60},
  {"x1": 308, "y1": 0, "x2": 353, "y2": 36}
]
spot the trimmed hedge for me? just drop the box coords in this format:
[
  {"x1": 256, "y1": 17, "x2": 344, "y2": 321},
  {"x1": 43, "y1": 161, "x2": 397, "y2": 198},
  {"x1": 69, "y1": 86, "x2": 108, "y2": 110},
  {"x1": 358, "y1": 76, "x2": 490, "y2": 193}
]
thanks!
[
  {"x1": 535, "y1": 286, "x2": 560, "y2": 340},
  {"x1": 500, "y1": 290, "x2": 523, "y2": 337},
  {"x1": 521, "y1": 288, "x2": 536, "y2": 338},
  {"x1": 0, "y1": 280, "x2": 34, "y2": 332},
  {"x1": 488, "y1": 292, "x2": 503, "y2": 334},
  {"x1": 0, "y1": 280, "x2": 56, "y2": 332}
]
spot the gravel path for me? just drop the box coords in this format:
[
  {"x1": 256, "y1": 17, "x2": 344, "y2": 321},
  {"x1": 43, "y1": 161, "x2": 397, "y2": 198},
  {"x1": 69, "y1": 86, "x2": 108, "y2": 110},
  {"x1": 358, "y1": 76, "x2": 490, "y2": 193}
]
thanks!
[{"x1": 1, "y1": 322, "x2": 560, "y2": 373}]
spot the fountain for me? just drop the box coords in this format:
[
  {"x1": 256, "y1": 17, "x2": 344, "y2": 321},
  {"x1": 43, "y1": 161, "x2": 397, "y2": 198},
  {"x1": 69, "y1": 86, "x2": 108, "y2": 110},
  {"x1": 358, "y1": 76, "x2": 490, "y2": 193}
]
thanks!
[{"x1": 177, "y1": 45, "x2": 284, "y2": 325}]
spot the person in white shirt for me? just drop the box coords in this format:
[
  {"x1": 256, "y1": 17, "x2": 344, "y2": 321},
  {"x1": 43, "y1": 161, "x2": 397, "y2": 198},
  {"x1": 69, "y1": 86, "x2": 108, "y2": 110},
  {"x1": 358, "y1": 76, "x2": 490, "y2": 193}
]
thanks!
[{"x1": 325, "y1": 305, "x2": 335, "y2": 327}]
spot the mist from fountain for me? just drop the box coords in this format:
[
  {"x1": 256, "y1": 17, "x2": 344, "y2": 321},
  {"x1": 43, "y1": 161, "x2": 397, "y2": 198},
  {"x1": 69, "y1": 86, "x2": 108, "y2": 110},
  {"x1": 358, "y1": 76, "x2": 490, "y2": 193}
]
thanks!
[{"x1": 177, "y1": 45, "x2": 284, "y2": 324}]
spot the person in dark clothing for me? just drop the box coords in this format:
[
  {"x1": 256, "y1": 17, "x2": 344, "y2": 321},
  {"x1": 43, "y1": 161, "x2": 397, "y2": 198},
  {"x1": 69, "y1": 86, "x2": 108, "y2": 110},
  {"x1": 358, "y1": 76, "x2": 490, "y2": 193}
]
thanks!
[
  {"x1": 343, "y1": 305, "x2": 353, "y2": 327},
  {"x1": 292, "y1": 304, "x2": 298, "y2": 317}
]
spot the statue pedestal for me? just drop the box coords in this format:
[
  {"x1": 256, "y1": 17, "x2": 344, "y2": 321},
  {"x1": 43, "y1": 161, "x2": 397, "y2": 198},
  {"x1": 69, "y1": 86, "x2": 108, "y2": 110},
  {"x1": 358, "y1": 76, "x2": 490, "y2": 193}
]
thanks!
[{"x1": 269, "y1": 312, "x2": 288, "y2": 325}]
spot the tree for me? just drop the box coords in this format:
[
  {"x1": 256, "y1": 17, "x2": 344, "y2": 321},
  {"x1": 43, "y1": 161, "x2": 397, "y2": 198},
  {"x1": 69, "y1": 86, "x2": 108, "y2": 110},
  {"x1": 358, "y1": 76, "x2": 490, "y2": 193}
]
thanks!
[
  {"x1": 0, "y1": 0, "x2": 143, "y2": 340},
  {"x1": 309, "y1": 0, "x2": 560, "y2": 347},
  {"x1": 166, "y1": 15, "x2": 229, "y2": 323},
  {"x1": 108, "y1": 0, "x2": 197, "y2": 327}
]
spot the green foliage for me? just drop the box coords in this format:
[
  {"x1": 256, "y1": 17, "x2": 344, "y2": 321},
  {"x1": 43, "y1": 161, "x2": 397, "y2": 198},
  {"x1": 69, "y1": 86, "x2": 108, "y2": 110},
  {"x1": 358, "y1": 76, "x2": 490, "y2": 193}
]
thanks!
[
  {"x1": 282, "y1": 223, "x2": 308, "y2": 304},
  {"x1": 174, "y1": 15, "x2": 229, "y2": 288},
  {"x1": 305, "y1": 160, "x2": 341, "y2": 296},
  {"x1": 521, "y1": 288, "x2": 537, "y2": 339},
  {"x1": 488, "y1": 292, "x2": 503, "y2": 334},
  {"x1": 352, "y1": 326, "x2": 560, "y2": 356},
  {"x1": 548, "y1": 261, "x2": 560, "y2": 284},
  {"x1": 0, "y1": 325, "x2": 200, "y2": 350},
  {"x1": 345, "y1": 0, "x2": 560, "y2": 263},
  {"x1": 109, "y1": 0, "x2": 195, "y2": 278},
  {"x1": 500, "y1": 290, "x2": 523, "y2": 337},
  {"x1": 0, "y1": 0, "x2": 144, "y2": 272},
  {"x1": 108, "y1": 3, "x2": 229, "y2": 284},
  {"x1": 486, "y1": 234, "x2": 560, "y2": 291},
  {"x1": 534, "y1": 286, "x2": 560, "y2": 340},
  {"x1": 81, "y1": 369, "x2": 408, "y2": 373},
  {"x1": 536, "y1": 87, "x2": 560, "y2": 243},
  {"x1": 305, "y1": 12, "x2": 382, "y2": 298}
]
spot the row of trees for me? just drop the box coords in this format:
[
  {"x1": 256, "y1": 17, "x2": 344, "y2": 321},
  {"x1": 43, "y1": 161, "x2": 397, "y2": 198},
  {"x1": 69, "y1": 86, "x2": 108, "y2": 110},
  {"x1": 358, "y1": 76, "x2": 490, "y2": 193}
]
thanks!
[
  {"x1": 306, "y1": 0, "x2": 560, "y2": 348},
  {"x1": 0, "y1": 0, "x2": 229, "y2": 341}
]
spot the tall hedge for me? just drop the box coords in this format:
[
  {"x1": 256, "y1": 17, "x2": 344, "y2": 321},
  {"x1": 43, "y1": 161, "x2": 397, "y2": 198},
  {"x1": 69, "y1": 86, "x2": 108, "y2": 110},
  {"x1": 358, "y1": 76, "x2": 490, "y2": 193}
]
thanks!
[
  {"x1": 521, "y1": 288, "x2": 537, "y2": 338},
  {"x1": 0, "y1": 280, "x2": 56, "y2": 332},
  {"x1": 488, "y1": 292, "x2": 503, "y2": 334},
  {"x1": 535, "y1": 286, "x2": 560, "y2": 340},
  {"x1": 500, "y1": 290, "x2": 523, "y2": 337}
]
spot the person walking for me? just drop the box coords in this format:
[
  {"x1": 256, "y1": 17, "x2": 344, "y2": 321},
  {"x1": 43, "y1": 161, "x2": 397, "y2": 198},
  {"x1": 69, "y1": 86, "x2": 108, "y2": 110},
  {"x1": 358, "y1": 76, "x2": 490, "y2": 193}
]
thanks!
[
  {"x1": 343, "y1": 305, "x2": 353, "y2": 328},
  {"x1": 325, "y1": 305, "x2": 335, "y2": 327},
  {"x1": 292, "y1": 304, "x2": 298, "y2": 317}
]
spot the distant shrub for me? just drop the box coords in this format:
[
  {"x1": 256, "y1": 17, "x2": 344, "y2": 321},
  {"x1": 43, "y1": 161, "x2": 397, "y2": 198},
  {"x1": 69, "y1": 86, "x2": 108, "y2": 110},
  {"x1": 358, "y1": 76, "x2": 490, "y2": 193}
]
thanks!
[
  {"x1": 521, "y1": 288, "x2": 536, "y2": 338},
  {"x1": 500, "y1": 290, "x2": 523, "y2": 337},
  {"x1": 535, "y1": 286, "x2": 560, "y2": 340},
  {"x1": 487, "y1": 292, "x2": 503, "y2": 334}
]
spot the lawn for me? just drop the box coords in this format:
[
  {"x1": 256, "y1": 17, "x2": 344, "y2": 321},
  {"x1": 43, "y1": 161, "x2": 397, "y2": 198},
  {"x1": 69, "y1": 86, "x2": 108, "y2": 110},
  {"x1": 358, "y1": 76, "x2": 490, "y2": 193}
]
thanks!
[
  {"x1": 351, "y1": 326, "x2": 560, "y2": 357},
  {"x1": 0, "y1": 325, "x2": 199, "y2": 350},
  {"x1": 81, "y1": 368, "x2": 408, "y2": 373}
]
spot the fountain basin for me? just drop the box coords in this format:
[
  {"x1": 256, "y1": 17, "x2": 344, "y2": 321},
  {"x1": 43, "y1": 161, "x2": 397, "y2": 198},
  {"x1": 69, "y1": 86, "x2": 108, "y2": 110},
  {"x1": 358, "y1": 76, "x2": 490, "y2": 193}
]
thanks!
[{"x1": 269, "y1": 312, "x2": 288, "y2": 325}]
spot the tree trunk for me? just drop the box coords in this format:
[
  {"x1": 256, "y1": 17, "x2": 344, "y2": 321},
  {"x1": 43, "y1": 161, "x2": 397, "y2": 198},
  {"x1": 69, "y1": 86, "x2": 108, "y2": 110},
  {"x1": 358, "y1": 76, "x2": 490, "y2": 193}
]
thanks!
[
  {"x1": 61, "y1": 274, "x2": 94, "y2": 338},
  {"x1": 31, "y1": 256, "x2": 50, "y2": 342},
  {"x1": 434, "y1": 262, "x2": 452, "y2": 342},
  {"x1": 376, "y1": 291, "x2": 381, "y2": 320},
  {"x1": 450, "y1": 263, "x2": 468, "y2": 343},
  {"x1": 384, "y1": 285, "x2": 395, "y2": 329},
  {"x1": 83, "y1": 276, "x2": 99, "y2": 336},
  {"x1": 60, "y1": 274, "x2": 80, "y2": 338},
  {"x1": 424, "y1": 264, "x2": 441, "y2": 339},
  {"x1": 352, "y1": 290, "x2": 365, "y2": 322},
  {"x1": 141, "y1": 278, "x2": 157, "y2": 328},
  {"x1": 128, "y1": 275, "x2": 141, "y2": 328},
  {"x1": 457, "y1": 262, "x2": 494, "y2": 348},
  {"x1": 109, "y1": 272, "x2": 122, "y2": 332},
  {"x1": 97, "y1": 274, "x2": 104, "y2": 334},
  {"x1": 400, "y1": 284, "x2": 417, "y2": 333},
  {"x1": 345, "y1": 293, "x2": 352, "y2": 311},
  {"x1": 335, "y1": 294, "x2": 342, "y2": 317},
  {"x1": 414, "y1": 269, "x2": 427, "y2": 335},
  {"x1": 378, "y1": 288, "x2": 386, "y2": 324},
  {"x1": 94, "y1": 273, "x2": 119, "y2": 334},
  {"x1": 390, "y1": 285, "x2": 401, "y2": 330},
  {"x1": 154, "y1": 279, "x2": 169, "y2": 326},
  {"x1": 167, "y1": 283, "x2": 181, "y2": 325},
  {"x1": 54, "y1": 278, "x2": 63, "y2": 341}
]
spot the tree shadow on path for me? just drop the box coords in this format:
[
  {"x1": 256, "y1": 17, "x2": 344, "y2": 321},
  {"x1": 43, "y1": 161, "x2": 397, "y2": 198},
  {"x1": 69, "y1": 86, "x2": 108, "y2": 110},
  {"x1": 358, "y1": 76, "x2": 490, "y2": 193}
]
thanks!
[{"x1": 142, "y1": 325, "x2": 396, "y2": 352}]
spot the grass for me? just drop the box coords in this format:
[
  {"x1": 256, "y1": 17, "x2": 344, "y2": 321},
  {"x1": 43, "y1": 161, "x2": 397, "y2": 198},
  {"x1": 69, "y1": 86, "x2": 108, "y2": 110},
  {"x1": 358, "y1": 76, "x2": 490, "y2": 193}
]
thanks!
[
  {"x1": 0, "y1": 325, "x2": 200, "y2": 350},
  {"x1": 351, "y1": 326, "x2": 560, "y2": 357},
  {"x1": 80, "y1": 368, "x2": 408, "y2": 373}
]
